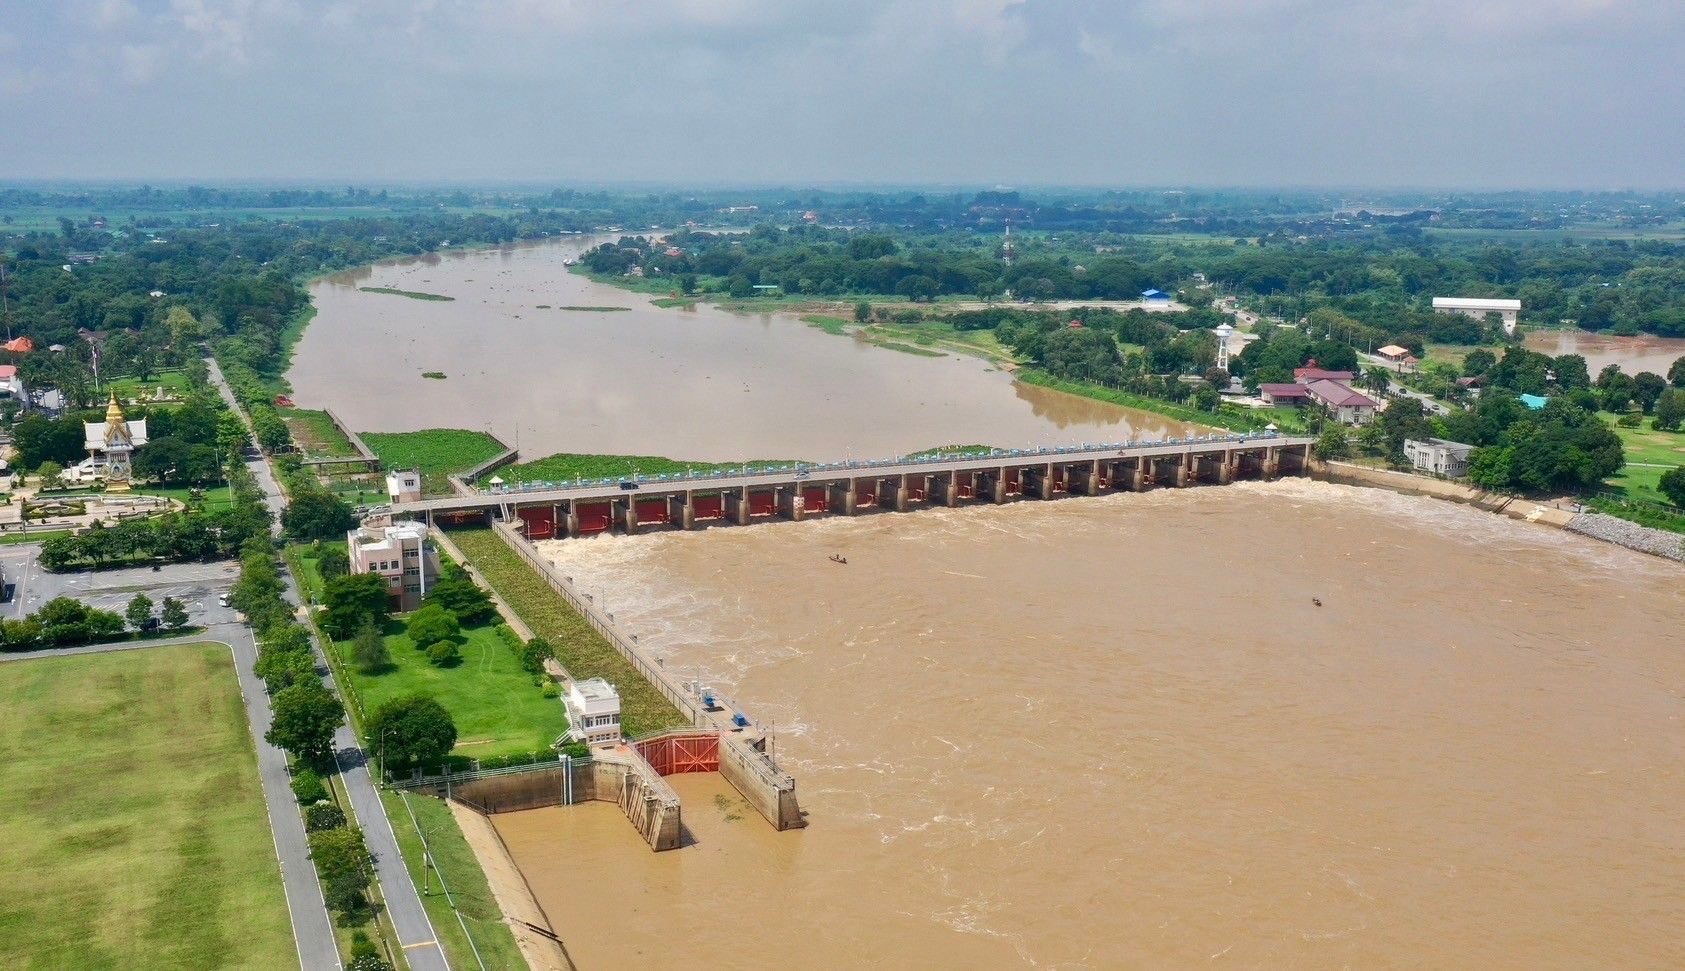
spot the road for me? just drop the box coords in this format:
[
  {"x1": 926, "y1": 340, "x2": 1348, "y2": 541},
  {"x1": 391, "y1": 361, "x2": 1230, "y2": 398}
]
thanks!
[
  {"x1": 206, "y1": 357, "x2": 451, "y2": 971},
  {"x1": 2, "y1": 626, "x2": 343, "y2": 971},
  {"x1": 0, "y1": 549, "x2": 240, "y2": 623}
]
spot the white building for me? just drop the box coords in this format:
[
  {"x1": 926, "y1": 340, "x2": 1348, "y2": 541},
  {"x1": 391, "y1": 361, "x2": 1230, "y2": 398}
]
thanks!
[
  {"x1": 386, "y1": 469, "x2": 422, "y2": 504},
  {"x1": 1433, "y1": 297, "x2": 1521, "y2": 336},
  {"x1": 563, "y1": 678, "x2": 623, "y2": 747},
  {"x1": 1404, "y1": 438, "x2": 1475, "y2": 478},
  {"x1": 82, "y1": 394, "x2": 148, "y2": 491},
  {"x1": 0, "y1": 364, "x2": 25, "y2": 401},
  {"x1": 347, "y1": 520, "x2": 439, "y2": 611}
]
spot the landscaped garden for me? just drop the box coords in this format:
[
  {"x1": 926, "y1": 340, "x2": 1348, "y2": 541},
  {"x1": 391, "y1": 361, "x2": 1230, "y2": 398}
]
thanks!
[{"x1": 0, "y1": 643, "x2": 294, "y2": 968}]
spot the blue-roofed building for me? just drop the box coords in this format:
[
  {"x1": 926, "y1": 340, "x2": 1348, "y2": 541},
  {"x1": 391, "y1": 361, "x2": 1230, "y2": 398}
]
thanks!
[
  {"x1": 1141, "y1": 289, "x2": 1171, "y2": 303},
  {"x1": 1519, "y1": 393, "x2": 1548, "y2": 410}
]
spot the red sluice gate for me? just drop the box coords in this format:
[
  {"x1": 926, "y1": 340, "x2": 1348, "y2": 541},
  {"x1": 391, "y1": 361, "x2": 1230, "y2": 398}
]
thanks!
[
  {"x1": 634, "y1": 499, "x2": 670, "y2": 524},
  {"x1": 693, "y1": 494, "x2": 724, "y2": 520},
  {"x1": 516, "y1": 506, "x2": 556, "y2": 540},
  {"x1": 748, "y1": 490, "x2": 776, "y2": 517},
  {"x1": 802, "y1": 486, "x2": 828, "y2": 512},
  {"x1": 575, "y1": 501, "x2": 612, "y2": 535}
]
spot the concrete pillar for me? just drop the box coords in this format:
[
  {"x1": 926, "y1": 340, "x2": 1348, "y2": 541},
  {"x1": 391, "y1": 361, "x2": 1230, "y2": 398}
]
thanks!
[
  {"x1": 1087, "y1": 460, "x2": 1100, "y2": 496},
  {"x1": 736, "y1": 486, "x2": 750, "y2": 525},
  {"x1": 1039, "y1": 463, "x2": 1056, "y2": 499},
  {"x1": 991, "y1": 471, "x2": 1006, "y2": 504},
  {"x1": 565, "y1": 502, "x2": 580, "y2": 538},
  {"x1": 944, "y1": 471, "x2": 958, "y2": 507},
  {"x1": 679, "y1": 492, "x2": 696, "y2": 529},
  {"x1": 1132, "y1": 463, "x2": 1145, "y2": 491},
  {"x1": 895, "y1": 475, "x2": 909, "y2": 512},
  {"x1": 1218, "y1": 452, "x2": 1233, "y2": 485},
  {"x1": 623, "y1": 499, "x2": 639, "y2": 534},
  {"x1": 1175, "y1": 458, "x2": 1190, "y2": 488},
  {"x1": 1264, "y1": 448, "x2": 1279, "y2": 480}
]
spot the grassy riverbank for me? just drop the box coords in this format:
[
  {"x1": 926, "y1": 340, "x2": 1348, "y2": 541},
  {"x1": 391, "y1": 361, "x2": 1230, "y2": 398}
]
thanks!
[
  {"x1": 0, "y1": 644, "x2": 293, "y2": 968},
  {"x1": 1017, "y1": 371, "x2": 1303, "y2": 433},
  {"x1": 449, "y1": 529, "x2": 690, "y2": 736},
  {"x1": 283, "y1": 407, "x2": 358, "y2": 458},
  {"x1": 362, "y1": 429, "x2": 506, "y2": 494}
]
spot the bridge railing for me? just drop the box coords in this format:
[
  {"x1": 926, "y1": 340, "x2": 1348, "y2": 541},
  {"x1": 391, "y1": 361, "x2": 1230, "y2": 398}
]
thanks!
[{"x1": 479, "y1": 431, "x2": 1288, "y2": 497}]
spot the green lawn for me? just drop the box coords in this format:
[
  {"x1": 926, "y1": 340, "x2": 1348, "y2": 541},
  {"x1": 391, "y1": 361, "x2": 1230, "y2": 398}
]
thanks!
[
  {"x1": 105, "y1": 369, "x2": 192, "y2": 401},
  {"x1": 381, "y1": 790, "x2": 527, "y2": 971},
  {"x1": 450, "y1": 529, "x2": 689, "y2": 737},
  {"x1": 286, "y1": 541, "x2": 345, "y2": 604},
  {"x1": 362, "y1": 429, "x2": 505, "y2": 495},
  {"x1": 134, "y1": 483, "x2": 238, "y2": 513},
  {"x1": 0, "y1": 644, "x2": 295, "y2": 969},
  {"x1": 281, "y1": 408, "x2": 357, "y2": 458},
  {"x1": 341, "y1": 621, "x2": 567, "y2": 758},
  {"x1": 1602, "y1": 416, "x2": 1685, "y2": 505},
  {"x1": 0, "y1": 528, "x2": 73, "y2": 545}
]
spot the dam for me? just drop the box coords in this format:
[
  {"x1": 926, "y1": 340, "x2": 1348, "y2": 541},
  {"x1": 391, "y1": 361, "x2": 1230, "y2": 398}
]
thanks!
[{"x1": 391, "y1": 433, "x2": 1317, "y2": 538}]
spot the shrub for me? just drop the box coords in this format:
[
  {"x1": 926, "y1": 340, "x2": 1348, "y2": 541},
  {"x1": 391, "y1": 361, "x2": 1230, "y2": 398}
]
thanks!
[
  {"x1": 350, "y1": 931, "x2": 378, "y2": 960},
  {"x1": 426, "y1": 640, "x2": 460, "y2": 666},
  {"x1": 349, "y1": 955, "x2": 392, "y2": 971},
  {"x1": 540, "y1": 681, "x2": 559, "y2": 698},
  {"x1": 1618, "y1": 412, "x2": 1643, "y2": 428},
  {"x1": 494, "y1": 624, "x2": 523, "y2": 650},
  {"x1": 560, "y1": 741, "x2": 591, "y2": 759},
  {"x1": 290, "y1": 768, "x2": 328, "y2": 804},
  {"x1": 304, "y1": 802, "x2": 347, "y2": 832}
]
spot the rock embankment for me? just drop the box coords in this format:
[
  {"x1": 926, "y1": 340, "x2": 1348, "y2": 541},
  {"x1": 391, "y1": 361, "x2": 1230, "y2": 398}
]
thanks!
[{"x1": 1565, "y1": 512, "x2": 1685, "y2": 563}]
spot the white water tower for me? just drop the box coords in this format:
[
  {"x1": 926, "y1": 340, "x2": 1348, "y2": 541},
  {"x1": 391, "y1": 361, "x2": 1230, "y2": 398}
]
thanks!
[{"x1": 1213, "y1": 322, "x2": 1235, "y2": 372}]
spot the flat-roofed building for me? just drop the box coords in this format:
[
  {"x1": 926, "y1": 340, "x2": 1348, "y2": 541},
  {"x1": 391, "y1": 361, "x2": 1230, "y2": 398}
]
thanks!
[
  {"x1": 563, "y1": 678, "x2": 623, "y2": 747},
  {"x1": 1404, "y1": 438, "x2": 1475, "y2": 478},
  {"x1": 1433, "y1": 297, "x2": 1522, "y2": 336},
  {"x1": 347, "y1": 520, "x2": 439, "y2": 611},
  {"x1": 386, "y1": 469, "x2": 422, "y2": 504}
]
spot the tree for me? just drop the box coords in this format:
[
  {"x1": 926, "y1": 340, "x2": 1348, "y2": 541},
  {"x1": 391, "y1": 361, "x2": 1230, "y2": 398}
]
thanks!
[
  {"x1": 1660, "y1": 466, "x2": 1685, "y2": 509},
  {"x1": 426, "y1": 640, "x2": 460, "y2": 666},
  {"x1": 367, "y1": 694, "x2": 458, "y2": 773},
  {"x1": 161, "y1": 596, "x2": 190, "y2": 631},
  {"x1": 322, "y1": 573, "x2": 390, "y2": 639},
  {"x1": 1632, "y1": 371, "x2": 1667, "y2": 414},
  {"x1": 352, "y1": 619, "x2": 391, "y2": 674},
  {"x1": 519, "y1": 637, "x2": 556, "y2": 676},
  {"x1": 1192, "y1": 386, "x2": 1220, "y2": 412},
  {"x1": 266, "y1": 679, "x2": 344, "y2": 767},
  {"x1": 404, "y1": 604, "x2": 459, "y2": 647},
  {"x1": 894, "y1": 275, "x2": 940, "y2": 302},
  {"x1": 216, "y1": 411, "x2": 250, "y2": 456},
  {"x1": 1669, "y1": 356, "x2": 1685, "y2": 389},
  {"x1": 125, "y1": 593, "x2": 154, "y2": 631},
  {"x1": 283, "y1": 490, "x2": 356, "y2": 541},
  {"x1": 1462, "y1": 349, "x2": 1496, "y2": 377},
  {"x1": 421, "y1": 566, "x2": 494, "y2": 624},
  {"x1": 317, "y1": 546, "x2": 349, "y2": 582},
  {"x1": 853, "y1": 301, "x2": 872, "y2": 323},
  {"x1": 1653, "y1": 389, "x2": 1685, "y2": 432},
  {"x1": 36, "y1": 461, "x2": 64, "y2": 491},
  {"x1": 1361, "y1": 367, "x2": 1391, "y2": 397},
  {"x1": 1314, "y1": 425, "x2": 1352, "y2": 460},
  {"x1": 308, "y1": 826, "x2": 372, "y2": 916}
]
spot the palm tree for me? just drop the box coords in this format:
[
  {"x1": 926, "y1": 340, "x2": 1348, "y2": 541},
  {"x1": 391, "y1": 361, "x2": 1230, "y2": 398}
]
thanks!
[{"x1": 1361, "y1": 367, "x2": 1391, "y2": 398}]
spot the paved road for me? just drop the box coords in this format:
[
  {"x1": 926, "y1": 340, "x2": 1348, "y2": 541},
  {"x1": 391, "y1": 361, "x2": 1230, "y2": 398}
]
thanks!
[
  {"x1": 207, "y1": 357, "x2": 450, "y2": 971},
  {"x1": 2, "y1": 627, "x2": 342, "y2": 971},
  {"x1": 0, "y1": 548, "x2": 240, "y2": 624}
]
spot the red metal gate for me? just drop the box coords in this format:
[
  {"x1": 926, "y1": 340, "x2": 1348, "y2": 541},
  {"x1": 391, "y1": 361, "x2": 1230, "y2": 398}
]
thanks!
[
  {"x1": 635, "y1": 732, "x2": 720, "y2": 775},
  {"x1": 855, "y1": 483, "x2": 877, "y2": 507},
  {"x1": 693, "y1": 494, "x2": 724, "y2": 519},
  {"x1": 1004, "y1": 468, "x2": 1021, "y2": 495},
  {"x1": 635, "y1": 499, "x2": 670, "y2": 524},
  {"x1": 802, "y1": 486, "x2": 828, "y2": 512},
  {"x1": 748, "y1": 490, "x2": 776, "y2": 517},
  {"x1": 575, "y1": 501, "x2": 612, "y2": 534},
  {"x1": 516, "y1": 505, "x2": 555, "y2": 540}
]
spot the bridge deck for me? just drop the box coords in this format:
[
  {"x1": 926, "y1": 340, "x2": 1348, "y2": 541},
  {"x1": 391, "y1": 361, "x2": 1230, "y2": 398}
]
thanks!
[{"x1": 389, "y1": 434, "x2": 1315, "y2": 516}]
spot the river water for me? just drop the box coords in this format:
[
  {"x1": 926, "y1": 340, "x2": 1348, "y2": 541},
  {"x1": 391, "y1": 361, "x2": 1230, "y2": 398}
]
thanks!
[
  {"x1": 1524, "y1": 329, "x2": 1685, "y2": 376},
  {"x1": 498, "y1": 481, "x2": 1684, "y2": 970},
  {"x1": 288, "y1": 239, "x2": 1192, "y2": 461}
]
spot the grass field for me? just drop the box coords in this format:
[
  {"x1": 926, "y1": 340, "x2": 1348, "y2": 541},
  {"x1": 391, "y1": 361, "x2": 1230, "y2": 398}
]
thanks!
[
  {"x1": 105, "y1": 369, "x2": 192, "y2": 401},
  {"x1": 0, "y1": 644, "x2": 294, "y2": 969},
  {"x1": 135, "y1": 483, "x2": 239, "y2": 513},
  {"x1": 449, "y1": 529, "x2": 689, "y2": 736},
  {"x1": 382, "y1": 790, "x2": 528, "y2": 971},
  {"x1": 504, "y1": 450, "x2": 797, "y2": 484},
  {"x1": 362, "y1": 429, "x2": 505, "y2": 495},
  {"x1": 1602, "y1": 415, "x2": 1685, "y2": 505},
  {"x1": 282, "y1": 408, "x2": 357, "y2": 458},
  {"x1": 340, "y1": 621, "x2": 567, "y2": 759}
]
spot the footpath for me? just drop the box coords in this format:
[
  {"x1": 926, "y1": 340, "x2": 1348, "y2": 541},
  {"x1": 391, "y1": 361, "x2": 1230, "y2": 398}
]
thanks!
[{"x1": 207, "y1": 357, "x2": 450, "y2": 971}]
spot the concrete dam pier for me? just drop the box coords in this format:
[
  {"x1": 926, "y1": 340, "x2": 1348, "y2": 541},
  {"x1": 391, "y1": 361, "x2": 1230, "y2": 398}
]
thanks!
[{"x1": 395, "y1": 434, "x2": 1317, "y2": 539}]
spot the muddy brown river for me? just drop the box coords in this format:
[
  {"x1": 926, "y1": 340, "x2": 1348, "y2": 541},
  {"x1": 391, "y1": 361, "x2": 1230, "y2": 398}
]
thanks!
[
  {"x1": 507, "y1": 482, "x2": 1684, "y2": 970},
  {"x1": 288, "y1": 239, "x2": 1193, "y2": 461}
]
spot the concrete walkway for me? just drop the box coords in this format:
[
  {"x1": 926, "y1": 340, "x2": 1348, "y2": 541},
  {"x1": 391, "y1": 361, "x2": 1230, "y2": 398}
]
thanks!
[
  {"x1": 207, "y1": 356, "x2": 451, "y2": 971},
  {"x1": 2, "y1": 627, "x2": 342, "y2": 971}
]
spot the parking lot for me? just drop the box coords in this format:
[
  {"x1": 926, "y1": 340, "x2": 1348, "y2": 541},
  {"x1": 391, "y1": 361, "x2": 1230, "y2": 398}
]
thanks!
[{"x1": 0, "y1": 545, "x2": 240, "y2": 626}]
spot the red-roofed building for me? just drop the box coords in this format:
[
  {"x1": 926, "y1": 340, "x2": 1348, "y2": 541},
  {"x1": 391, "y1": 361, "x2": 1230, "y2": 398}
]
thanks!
[
  {"x1": 1293, "y1": 367, "x2": 1355, "y2": 383},
  {"x1": 1305, "y1": 379, "x2": 1379, "y2": 424},
  {"x1": 1259, "y1": 383, "x2": 1311, "y2": 406}
]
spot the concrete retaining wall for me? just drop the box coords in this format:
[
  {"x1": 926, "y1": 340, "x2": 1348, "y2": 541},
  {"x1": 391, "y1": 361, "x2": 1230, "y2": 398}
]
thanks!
[
  {"x1": 1312, "y1": 460, "x2": 1576, "y2": 527},
  {"x1": 410, "y1": 756, "x2": 681, "y2": 851},
  {"x1": 719, "y1": 735, "x2": 805, "y2": 831}
]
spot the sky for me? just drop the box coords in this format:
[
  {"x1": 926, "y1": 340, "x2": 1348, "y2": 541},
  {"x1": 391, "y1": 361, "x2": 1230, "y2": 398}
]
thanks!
[{"x1": 2, "y1": 0, "x2": 1682, "y2": 189}]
